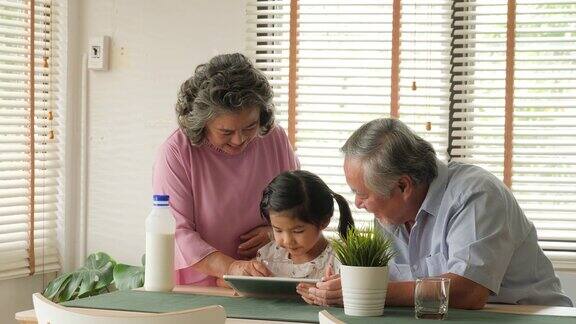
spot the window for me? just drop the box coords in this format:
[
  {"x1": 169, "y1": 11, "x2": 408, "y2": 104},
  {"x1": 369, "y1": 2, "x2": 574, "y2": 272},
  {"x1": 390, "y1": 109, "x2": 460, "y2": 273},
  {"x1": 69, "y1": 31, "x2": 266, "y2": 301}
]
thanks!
[
  {"x1": 450, "y1": 0, "x2": 576, "y2": 270},
  {"x1": 246, "y1": 0, "x2": 576, "y2": 269},
  {"x1": 247, "y1": 0, "x2": 396, "y2": 230},
  {"x1": 0, "y1": 0, "x2": 63, "y2": 280}
]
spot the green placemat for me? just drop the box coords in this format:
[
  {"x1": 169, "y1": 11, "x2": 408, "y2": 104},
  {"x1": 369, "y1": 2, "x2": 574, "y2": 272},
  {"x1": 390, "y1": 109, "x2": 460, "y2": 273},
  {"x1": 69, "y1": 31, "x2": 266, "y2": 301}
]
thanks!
[
  {"x1": 328, "y1": 307, "x2": 576, "y2": 323},
  {"x1": 62, "y1": 290, "x2": 575, "y2": 323},
  {"x1": 63, "y1": 290, "x2": 322, "y2": 323}
]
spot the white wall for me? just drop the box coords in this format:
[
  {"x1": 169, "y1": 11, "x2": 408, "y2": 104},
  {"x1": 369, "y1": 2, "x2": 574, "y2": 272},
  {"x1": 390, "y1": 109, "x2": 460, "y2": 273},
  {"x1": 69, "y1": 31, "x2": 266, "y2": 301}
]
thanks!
[
  {"x1": 0, "y1": 273, "x2": 56, "y2": 324},
  {"x1": 80, "y1": 0, "x2": 246, "y2": 266}
]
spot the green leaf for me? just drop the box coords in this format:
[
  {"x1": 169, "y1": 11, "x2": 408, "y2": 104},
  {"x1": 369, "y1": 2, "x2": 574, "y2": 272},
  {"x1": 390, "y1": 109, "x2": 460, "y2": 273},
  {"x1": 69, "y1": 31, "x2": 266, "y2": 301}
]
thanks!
[
  {"x1": 77, "y1": 270, "x2": 97, "y2": 298},
  {"x1": 113, "y1": 263, "x2": 144, "y2": 291},
  {"x1": 95, "y1": 285, "x2": 112, "y2": 295},
  {"x1": 43, "y1": 272, "x2": 72, "y2": 301},
  {"x1": 59, "y1": 272, "x2": 83, "y2": 302},
  {"x1": 76, "y1": 252, "x2": 115, "y2": 298},
  {"x1": 43, "y1": 252, "x2": 116, "y2": 302},
  {"x1": 331, "y1": 226, "x2": 396, "y2": 267},
  {"x1": 43, "y1": 252, "x2": 148, "y2": 303},
  {"x1": 84, "y1": 252, "x2": 116, "y2": 290}
]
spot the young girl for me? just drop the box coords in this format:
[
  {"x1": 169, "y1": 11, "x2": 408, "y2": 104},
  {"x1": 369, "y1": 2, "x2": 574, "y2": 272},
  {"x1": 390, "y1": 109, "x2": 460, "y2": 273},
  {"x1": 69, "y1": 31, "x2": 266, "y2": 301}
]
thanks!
[{"x1": 257, "y1": 170, "x2": 354, "y2": 279}]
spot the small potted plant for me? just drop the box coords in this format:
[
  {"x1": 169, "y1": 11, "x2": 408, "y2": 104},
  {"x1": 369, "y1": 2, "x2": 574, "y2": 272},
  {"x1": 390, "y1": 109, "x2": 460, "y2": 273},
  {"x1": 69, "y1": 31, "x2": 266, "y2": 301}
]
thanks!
[{"x1": 331, "y1": 226, "x2": 395, "y2": 316}]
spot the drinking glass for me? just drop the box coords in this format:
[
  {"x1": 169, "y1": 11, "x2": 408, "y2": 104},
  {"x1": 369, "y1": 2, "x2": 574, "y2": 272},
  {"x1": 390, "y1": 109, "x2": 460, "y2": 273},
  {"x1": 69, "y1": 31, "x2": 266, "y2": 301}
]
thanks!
[{"x1": 414, "y1": 277, "x2": 450, "y2": 320}]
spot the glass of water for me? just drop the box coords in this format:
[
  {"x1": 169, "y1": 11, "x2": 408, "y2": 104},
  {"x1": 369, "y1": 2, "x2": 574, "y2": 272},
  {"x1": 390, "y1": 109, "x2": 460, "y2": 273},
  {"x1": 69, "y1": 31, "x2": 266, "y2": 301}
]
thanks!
[{"x1": 414, "y1": 277, "x2": 450, "y2": 320}]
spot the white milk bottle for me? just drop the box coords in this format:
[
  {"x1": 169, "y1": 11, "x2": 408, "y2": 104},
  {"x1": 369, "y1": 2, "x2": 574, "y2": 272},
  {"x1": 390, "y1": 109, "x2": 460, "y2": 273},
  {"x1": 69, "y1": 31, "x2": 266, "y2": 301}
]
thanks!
[{"x1": 144, "y1": 195, "x2": 175, "y2": 291}]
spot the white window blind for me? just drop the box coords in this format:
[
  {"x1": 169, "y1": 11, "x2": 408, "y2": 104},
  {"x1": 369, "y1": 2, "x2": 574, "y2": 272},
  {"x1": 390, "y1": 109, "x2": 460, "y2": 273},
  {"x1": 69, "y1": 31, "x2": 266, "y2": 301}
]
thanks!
[
  {"x1": 398, "y1": 0, "x2": 451, "y2": 161},
  {"x1": 246, "y1": 0, "x2": 395, "y2": 230},
  {"x1": 513, "y1": 0, "x2": 576, "y2": 270},
  {"x1": 450, "y1": 0, "x2": 509, "y2": 176},
  {"x1": 0, "y1": 0, "x2": 62, "y2": 280},
  {"x1": 247, "y1": 0, "x2": 576, "y2": 269},
  {"x1": 451, "y1": 0, "x2": 576, "y2": 270}
]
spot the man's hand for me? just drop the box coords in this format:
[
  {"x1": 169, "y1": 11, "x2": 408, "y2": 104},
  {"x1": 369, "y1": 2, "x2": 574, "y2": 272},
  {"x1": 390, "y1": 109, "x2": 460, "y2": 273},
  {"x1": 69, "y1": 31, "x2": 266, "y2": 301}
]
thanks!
[
  {"x1": 238, "y1": 225, "x2": 271, "y2": 257},
  {"x1": 227, "y1": 260, "x2": 272, "y2": 277},
  {"x1": 297, "y1": 264, "x2": 343, "y2": 306}
]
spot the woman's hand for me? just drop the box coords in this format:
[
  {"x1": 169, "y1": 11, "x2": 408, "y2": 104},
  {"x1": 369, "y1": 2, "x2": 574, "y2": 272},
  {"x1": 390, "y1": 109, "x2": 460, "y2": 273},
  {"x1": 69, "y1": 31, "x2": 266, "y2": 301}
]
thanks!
[
  {"x1": 227, "y1": 260, "x2": 272, "y2": 277},
  {"x1": 238, "y1": 225, "x2": 271, "y2": 257},
  {"x1": 297, "y1": 265, "x2": 343, "y2": 306}
]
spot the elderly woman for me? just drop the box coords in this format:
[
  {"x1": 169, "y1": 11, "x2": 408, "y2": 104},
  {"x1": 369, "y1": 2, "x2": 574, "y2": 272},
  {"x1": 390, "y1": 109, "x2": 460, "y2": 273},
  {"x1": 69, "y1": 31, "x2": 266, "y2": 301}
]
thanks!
[{"x1": 153, "y1": 53, "x2": 299, "y2": 286}]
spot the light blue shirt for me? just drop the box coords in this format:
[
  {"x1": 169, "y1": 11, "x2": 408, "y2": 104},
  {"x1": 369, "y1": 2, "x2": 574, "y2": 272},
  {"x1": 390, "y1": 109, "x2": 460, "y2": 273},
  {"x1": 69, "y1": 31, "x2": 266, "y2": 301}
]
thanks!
[{"x1": 382, "y1": 160, "x2": 573, "y2": 307}]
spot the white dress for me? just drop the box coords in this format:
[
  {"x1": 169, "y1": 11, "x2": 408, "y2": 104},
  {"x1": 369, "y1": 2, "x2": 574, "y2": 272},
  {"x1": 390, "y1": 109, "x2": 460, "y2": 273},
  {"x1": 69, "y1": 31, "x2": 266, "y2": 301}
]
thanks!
[{"x1": 256, "y1": 241, "x2": 337, "y2": 279}]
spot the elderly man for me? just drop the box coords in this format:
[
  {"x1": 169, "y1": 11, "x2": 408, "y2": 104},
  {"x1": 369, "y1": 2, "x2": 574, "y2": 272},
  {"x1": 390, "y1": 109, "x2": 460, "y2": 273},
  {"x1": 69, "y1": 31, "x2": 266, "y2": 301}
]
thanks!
[{"x1": 297, "y1": 118, "x2": 572, "y2": 309}]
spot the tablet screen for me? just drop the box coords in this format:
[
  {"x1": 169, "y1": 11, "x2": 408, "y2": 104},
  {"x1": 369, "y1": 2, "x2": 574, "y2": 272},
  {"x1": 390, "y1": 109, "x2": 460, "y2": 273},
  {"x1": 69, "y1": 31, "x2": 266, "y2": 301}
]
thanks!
[{"x1": 223, "y1": 275, "x2": 319, "y2": 299}]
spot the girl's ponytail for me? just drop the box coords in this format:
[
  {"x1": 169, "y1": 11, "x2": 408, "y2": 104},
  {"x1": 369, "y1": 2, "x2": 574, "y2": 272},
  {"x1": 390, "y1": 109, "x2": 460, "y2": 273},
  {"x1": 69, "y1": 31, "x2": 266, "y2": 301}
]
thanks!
[{"x1": 333, "y1": 192, "x2": 354, "y2": 238}]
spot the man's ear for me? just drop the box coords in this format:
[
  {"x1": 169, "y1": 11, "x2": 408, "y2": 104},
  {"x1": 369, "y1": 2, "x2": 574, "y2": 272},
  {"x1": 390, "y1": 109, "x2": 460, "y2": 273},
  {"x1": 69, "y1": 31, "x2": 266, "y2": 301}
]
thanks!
[{"x1": 397, "y1": 175, "x2": 412, "y2": 196}]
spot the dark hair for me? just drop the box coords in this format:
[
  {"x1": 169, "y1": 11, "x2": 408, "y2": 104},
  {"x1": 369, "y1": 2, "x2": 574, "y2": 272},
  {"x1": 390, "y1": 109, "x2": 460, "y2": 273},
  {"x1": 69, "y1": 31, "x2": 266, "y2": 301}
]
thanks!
[
  {"x1": 260, "y1": 170, "x2": 354, "y2": 238},
  {"x1": 175, "y1": 53, "x2": 275, "y2": 145},
  {"x1": 341, "y1": 118, "x2": 437, "y2": 197}
]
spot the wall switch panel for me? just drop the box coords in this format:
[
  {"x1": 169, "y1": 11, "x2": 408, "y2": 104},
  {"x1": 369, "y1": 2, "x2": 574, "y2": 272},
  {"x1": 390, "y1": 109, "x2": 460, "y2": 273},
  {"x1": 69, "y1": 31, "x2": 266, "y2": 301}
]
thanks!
[{"x1": 88, "y1": 36, "x2": 110, "y2": 71}]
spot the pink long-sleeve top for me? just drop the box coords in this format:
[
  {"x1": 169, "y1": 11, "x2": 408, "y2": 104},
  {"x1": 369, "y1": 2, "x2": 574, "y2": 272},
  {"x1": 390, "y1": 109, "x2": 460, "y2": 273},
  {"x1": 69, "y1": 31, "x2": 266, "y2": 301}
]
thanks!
[{"x1": 152, "y1": 125, "x2": 299, "y2": 286}]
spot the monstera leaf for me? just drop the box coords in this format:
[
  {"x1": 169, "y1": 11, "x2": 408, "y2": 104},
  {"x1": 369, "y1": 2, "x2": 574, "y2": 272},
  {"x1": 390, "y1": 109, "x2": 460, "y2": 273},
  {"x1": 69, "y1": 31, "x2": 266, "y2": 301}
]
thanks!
[
  {"x1": 43, "y1": 252, "x2": 116, "y2": 302},
  {"x1": 113, "y1": 263, "x2": 144, "y2": 291},
  {"x1": 42, "y1": 272, "x2": 72, "y2": 302}
]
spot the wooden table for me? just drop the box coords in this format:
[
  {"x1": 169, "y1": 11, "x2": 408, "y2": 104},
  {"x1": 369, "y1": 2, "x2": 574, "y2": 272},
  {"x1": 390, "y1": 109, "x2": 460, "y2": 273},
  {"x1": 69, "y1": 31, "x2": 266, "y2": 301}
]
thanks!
[{"x1": 16, "y1": 285, "x2": 576, "y2": 323}]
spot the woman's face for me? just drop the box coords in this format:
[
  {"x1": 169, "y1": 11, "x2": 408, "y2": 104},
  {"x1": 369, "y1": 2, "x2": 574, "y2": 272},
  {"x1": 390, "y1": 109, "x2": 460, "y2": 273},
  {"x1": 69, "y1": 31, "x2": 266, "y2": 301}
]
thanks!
[{"x1": 205, "y1": 107, "x2": 260, "y2": 155}]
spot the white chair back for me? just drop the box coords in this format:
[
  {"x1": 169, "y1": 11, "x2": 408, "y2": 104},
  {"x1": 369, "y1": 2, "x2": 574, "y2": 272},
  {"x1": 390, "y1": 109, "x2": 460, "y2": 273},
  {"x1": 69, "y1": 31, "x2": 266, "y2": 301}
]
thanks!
[
  {"x1": 32, "y1": 293, "x2": 226, "y2": 324},
  {"x1": 318, "y1": 310, "x2": 346, "y2": 324}
]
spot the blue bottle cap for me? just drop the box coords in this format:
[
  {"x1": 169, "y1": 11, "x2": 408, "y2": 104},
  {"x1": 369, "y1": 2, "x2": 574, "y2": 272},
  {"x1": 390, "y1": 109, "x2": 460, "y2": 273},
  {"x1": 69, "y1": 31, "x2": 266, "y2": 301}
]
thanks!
[{"x1": 153, "y1": 195, "x2": 169, "y2": 202}]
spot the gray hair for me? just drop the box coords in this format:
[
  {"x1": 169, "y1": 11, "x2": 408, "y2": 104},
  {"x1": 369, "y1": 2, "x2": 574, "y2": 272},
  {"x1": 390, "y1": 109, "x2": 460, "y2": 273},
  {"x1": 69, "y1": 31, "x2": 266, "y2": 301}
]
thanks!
[
  {"x1": 175, "y1": 53, "x2": 275, "y2": 145},
  {"x1": 341, "y1": 118, "x2": 438, "y2": 197}
]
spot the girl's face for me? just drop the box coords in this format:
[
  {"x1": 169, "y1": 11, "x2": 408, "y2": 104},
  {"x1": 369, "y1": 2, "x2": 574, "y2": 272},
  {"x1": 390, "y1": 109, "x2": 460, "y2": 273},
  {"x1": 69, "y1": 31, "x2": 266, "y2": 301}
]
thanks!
[
  {"x1": 269, "y1": 211, "x2": 327, "y2": 262},
  {"x1": 205, "y1": 107, "x2": 260, "y2": 155}
]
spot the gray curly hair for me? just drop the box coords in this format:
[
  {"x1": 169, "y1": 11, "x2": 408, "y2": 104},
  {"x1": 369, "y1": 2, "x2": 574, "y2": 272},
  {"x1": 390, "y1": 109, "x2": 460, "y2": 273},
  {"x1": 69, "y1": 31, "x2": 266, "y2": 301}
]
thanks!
[
  {"x1": 175, "y1": 53, "x2": 275, "y2": 145},
  {"x1": 341, "y1": 118, "x2": 438, "y2": 197}
]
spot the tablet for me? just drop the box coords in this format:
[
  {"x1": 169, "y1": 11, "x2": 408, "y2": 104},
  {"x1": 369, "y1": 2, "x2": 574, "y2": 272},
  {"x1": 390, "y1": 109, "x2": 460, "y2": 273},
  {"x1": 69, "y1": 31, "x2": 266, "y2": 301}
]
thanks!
[{"x1": 223, "y1": 275, "x2": 319, "y2": 299}]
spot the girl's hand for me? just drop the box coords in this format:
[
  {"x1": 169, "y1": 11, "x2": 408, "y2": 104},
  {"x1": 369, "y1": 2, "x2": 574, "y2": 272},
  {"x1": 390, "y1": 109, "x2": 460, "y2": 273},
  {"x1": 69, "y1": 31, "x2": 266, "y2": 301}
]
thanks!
[
  {"x1": 227, "y1": 260, "x2": 272, "y2": 277},
  {"x1": 216, "y1": 278, "x2": 231, "y2": 288},
  {"x1": 238, "y1": 225, "x2": 272, "y2": 257}
]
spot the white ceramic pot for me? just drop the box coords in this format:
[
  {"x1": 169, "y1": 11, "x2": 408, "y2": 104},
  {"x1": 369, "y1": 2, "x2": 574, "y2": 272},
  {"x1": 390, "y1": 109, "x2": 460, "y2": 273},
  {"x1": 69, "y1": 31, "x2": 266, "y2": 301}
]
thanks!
[{"x1": 340, "y1": 265, "x2": 388, "y2": 316}]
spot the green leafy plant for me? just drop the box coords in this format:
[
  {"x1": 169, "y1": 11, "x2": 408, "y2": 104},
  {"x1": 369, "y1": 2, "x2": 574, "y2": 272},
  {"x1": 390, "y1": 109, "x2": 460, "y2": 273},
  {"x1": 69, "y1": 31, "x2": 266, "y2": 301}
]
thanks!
[
  {"x1": 331, "y1": 226, "x2": 396, "y2": 267},
  {"x1": 43, "y1": 252, "x2": 145, "y2": 302}
]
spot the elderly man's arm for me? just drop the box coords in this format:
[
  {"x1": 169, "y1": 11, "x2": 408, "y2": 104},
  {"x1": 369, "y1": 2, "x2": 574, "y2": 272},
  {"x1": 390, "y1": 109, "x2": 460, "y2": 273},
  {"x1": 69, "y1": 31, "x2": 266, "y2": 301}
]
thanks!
[
  {"x1": 300, "y1": 272, "x2": 489, "y2": 310},
  {"x1": 386, "y1": 273, "x2": 489, "y2": 310},
  {"x1": 444, "y1": 273, "x2": 490, "y2": 309}
]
